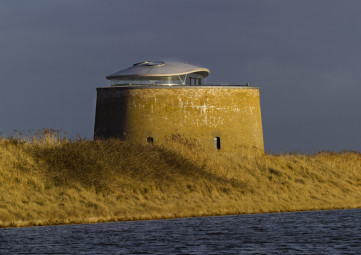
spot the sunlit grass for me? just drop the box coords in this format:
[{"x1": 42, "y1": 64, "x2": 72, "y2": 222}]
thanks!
[{"x1": 0, "y1": 130, "x2": 360, "y2": 227}]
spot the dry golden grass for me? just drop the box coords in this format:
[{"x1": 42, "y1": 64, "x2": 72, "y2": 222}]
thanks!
[{"x1": 0, "y1": 130, "x2": 361, "y2": 228}]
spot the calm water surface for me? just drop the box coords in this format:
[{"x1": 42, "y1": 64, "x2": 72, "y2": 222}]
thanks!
[{"x1": 0, "y1": 209, "x2": 360, "y2": 254}]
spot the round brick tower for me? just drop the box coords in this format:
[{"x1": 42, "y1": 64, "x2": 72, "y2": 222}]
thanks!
[{"x1": 94, "y1": 61, "x2": 264, "y2": 152}]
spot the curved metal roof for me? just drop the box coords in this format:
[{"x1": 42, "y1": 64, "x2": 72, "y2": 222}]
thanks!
[{"x1": 106, "y1": 61, "x2": 210, "y2": 79}]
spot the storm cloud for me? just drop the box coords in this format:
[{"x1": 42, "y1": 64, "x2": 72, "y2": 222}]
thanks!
[{"x1": 0, "y1": 0, "x2": 360, "y2": 153}]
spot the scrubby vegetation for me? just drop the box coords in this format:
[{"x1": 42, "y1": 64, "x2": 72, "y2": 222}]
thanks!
[{"x1": 0, "y1": 130, "x2": 361, "y2": 227}]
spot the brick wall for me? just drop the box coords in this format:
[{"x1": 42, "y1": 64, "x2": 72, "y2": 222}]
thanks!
[{"x1": 94, "y1": 86, "x2": 264, "y2": 151}]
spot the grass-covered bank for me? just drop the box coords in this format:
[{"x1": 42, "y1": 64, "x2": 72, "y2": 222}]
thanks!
[{"x1": 1, "y1": 132, "x2": 361, "y2": 228}]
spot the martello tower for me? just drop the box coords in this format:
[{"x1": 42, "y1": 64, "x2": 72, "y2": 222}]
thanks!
[{"x1": 94, "y1": 61, "x2": 264, "y2": 152}]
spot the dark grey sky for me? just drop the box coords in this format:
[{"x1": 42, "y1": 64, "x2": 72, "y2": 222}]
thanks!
[{"x1": 1, "y1": 0, "x2": 360, "y2": 153}]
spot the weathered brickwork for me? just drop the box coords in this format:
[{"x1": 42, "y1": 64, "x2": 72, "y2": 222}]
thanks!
[{"x1": 94, "y1": 86, "x2": 264, "y2": 151}]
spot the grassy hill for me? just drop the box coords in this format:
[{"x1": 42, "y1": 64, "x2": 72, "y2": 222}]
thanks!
[{"x1": 1, "y1": 130, "x2": 361, "y2": 227}]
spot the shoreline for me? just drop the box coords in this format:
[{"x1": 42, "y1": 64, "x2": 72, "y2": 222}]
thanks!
[{"x1": 3, "y1": 206, "x2": 361, "y2": 229}]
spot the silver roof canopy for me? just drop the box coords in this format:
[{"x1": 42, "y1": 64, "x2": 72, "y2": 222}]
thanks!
[{"x1": 106, "y1": 61, "x2": 210, "y2": 79}]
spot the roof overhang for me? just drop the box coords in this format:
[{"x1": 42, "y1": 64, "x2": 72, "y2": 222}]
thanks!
[{"x1": 106, "y1": 61, "x2": 210, "y2": 80}]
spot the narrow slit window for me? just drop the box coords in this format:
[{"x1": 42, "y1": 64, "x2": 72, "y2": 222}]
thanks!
[
  {"x1": 147, "y1": 137, "x2": 154, "y2": 144},
  {"x1": 214, "y1": 137, "x2": 221, "y2": 150}
]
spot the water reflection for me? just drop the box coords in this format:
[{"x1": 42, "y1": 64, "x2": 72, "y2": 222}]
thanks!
[{"x1": 0, "y1": 209, "x2": 360, "y2": 254}]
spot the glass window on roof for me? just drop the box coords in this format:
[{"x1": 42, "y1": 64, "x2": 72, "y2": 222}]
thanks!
[{"x1": 190, "y1": 78, "x2": 201, "y2": 85}]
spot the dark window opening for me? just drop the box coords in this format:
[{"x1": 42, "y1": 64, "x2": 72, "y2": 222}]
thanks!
[
  {"x1": 147, "y1": 137, "x2": 154, "y2": 144},
  {"x1": 214, "y1": 137, "x2": 221, "y2": 150},
  {"x1": 190, "y1": 78, "x2": 201, "y2": 85}
]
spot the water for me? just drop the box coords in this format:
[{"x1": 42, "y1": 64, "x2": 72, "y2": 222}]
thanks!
[{"x1": 0, "y1": 209, "x2": 360, "y2": 254}]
